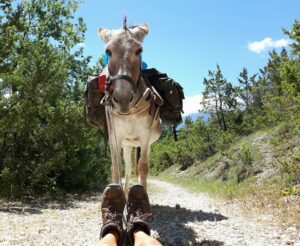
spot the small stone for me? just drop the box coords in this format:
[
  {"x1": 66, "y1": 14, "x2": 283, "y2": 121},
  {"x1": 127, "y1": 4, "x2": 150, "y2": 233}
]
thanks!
[{"x1": 286, "y1": 227, "x2": 297, "y2": 232}]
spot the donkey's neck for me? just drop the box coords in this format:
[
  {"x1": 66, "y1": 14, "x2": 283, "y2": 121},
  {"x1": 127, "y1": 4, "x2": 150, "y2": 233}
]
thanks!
[{"x1": 127, "y1": 76, "x2": 151, "y2": 114}]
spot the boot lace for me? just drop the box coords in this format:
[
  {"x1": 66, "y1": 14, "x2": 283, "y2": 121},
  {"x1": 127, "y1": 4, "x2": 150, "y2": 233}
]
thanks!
[
  {"x1": 102, "y1": 207, "x2": 123, "y2": 224},
  {"x1": 129, "y1": 209, "x2": 153, "y2": 222}
]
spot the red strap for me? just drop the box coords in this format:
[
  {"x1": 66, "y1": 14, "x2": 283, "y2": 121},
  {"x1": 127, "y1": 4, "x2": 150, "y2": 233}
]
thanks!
[{"x1": 98, "y1": 66, "x2": 113, "y2": 93}]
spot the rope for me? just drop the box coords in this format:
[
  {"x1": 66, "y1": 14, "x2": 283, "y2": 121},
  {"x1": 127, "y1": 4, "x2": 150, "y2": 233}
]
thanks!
[
  {"x1": 104, "y1": 105, "x2": 127, "y2": 225},
  {"x1": 105, "y1": 105, "x2": 123, "y2": 190}
]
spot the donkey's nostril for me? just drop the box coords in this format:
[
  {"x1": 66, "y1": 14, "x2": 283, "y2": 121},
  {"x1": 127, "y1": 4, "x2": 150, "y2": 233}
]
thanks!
[
  {"x1": 113, "y1": 95, "x2": 119, "y2": 103},
  {"x1": 129, "y1": 94, "x2": 134, "y2": 102}
]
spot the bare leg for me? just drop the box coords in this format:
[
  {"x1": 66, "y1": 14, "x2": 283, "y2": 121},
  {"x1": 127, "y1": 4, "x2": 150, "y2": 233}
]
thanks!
[
  {"x1": 95, "y1": 232, "x2": 118, "y2": 246},
  {"x1": 134, "y1": 229, "x2": 162, "y2": 246}
]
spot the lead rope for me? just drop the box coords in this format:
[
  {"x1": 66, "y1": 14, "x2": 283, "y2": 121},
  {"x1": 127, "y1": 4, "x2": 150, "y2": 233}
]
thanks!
[
  {"x1": 105, "y1": 106, "x2": 123, "y2": 189},
  {"x1": 104, "y1": 105, "x2": 128, "y2": 226}
]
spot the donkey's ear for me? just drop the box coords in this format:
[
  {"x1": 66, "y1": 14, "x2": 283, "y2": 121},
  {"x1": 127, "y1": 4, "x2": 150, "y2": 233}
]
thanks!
[
  {"x1": 98, "y1": 28, "x2": 113, "y2": 43},
  {"x1": 131, "y1": 24, "x2": 149, "y2": 42}
]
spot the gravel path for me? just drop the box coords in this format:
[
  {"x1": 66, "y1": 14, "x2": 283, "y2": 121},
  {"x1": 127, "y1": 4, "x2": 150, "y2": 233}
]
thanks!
[
  {"x1": 0, "y1": 179, "x2": 299, "y2": 245},
  {"x1": 147, "y1": 180, "x2": 300, "y2": 245}
]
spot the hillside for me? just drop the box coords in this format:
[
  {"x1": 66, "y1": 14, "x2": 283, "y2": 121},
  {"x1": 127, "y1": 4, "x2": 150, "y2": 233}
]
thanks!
[
  {"x1": 158, "y1": 123, "x2": 300, "y2": 226},
  {"x1": 173, "y1": 123, "x2": 299, "y2": 183}
]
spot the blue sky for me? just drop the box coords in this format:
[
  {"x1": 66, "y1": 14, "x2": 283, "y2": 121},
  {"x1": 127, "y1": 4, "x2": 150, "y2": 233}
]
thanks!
[{"x1": 77, "y1": 0, "x2": 300, "y2": 115}]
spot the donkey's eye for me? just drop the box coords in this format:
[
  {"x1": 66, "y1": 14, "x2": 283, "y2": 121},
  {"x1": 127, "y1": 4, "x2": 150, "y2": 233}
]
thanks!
[
  {"x1": 136, "y1": 48, "x2": 143, "y2": 56},
  {"x1": 106, "y1": 49, "x2": 112, "y2": 56}
]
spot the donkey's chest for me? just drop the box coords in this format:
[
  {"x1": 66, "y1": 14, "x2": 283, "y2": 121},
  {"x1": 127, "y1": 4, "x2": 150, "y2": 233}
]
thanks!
[
  {"x1": 113, "y1": 113, "x2": 153, "y2": 137},
  {"x1": 110, "y1": 106, "x2": 161, "y2": 146}
]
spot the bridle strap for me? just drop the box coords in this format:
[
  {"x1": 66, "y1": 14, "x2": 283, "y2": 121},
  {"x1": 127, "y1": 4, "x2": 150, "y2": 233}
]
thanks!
[{"x1": 108, "y1": 74, "x2": 139, "y2": 93}]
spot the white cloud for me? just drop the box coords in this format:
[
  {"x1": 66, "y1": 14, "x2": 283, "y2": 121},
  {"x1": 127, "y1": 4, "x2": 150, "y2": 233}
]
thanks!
[
  {"x1": 78, "y1": 42, "x2": 85, "y2": 48},
  {"x1": 183, "y1": 94, "x2": 203, "y2": 116},
  {"x1": 248, "y1": 37, "x2": 289, "y2": 54}
]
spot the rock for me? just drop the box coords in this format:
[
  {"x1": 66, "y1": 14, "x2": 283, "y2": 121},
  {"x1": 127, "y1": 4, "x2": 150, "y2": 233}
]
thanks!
[
  {"x1": 286, "y1": 227, "x2": 297, "y2": 232},
  {"x1": 285, "y1": 240, "x2": 294, "y2": 245}
]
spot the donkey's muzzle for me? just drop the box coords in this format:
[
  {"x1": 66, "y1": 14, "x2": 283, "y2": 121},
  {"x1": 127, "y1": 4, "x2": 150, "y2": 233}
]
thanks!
[{"x1": 112, "y1": 88, "x2": 134, "y2": 114}]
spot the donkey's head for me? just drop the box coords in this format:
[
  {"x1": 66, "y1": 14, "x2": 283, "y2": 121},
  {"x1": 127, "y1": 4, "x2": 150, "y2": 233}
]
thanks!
[{"x1": 98, "y1": 23, "x2": 149, "y2": 114}]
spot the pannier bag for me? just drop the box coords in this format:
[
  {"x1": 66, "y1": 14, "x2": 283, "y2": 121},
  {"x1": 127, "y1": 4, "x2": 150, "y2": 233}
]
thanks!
[
  {"x1": 142, "y1": 68, "x2": 185, "y2": 126},
  {"x1": 84, "y1": 67, "x2": 185, "y2": 128},
  {"x1": 84, "y1": 74, "x2": 106, "y2": 128}
]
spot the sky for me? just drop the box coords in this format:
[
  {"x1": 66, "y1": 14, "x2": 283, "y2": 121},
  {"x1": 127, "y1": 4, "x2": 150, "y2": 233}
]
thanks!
[{"x1": 77, "y1": 0, "x2": 300, "y2": 115}]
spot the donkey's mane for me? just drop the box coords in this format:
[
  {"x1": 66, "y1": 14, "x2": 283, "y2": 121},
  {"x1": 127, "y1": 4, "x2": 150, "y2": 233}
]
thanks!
[
  {"x1": 122, "y1": 16, "x2": 139, "y2": 32},
  {"x1": 122, "y1": 16, "x2": 126, "y2": 29}
]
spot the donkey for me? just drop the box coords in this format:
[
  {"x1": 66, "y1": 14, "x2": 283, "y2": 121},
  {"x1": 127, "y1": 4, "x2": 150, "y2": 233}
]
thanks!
[{"x1": 98, "y1": 23, "x2": 162, "y2": 198}]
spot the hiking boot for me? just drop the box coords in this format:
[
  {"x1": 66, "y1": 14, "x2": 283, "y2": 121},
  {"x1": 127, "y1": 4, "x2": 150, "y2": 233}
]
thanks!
[
  {"x1": 100, "y1": 183, "x2": 125, "y2": 246},
  {"x1": 126, "y1": 185, "x2": 153, "y2": 246}
]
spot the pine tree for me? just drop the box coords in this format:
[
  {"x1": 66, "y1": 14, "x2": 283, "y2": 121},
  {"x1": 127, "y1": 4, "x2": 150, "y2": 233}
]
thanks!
[
  {"x1": 201, "y1": 65, "x2": 236, "y2": 131},
  {"x1": 236, "y1": 67, "x2": 254, "y2": 111}
]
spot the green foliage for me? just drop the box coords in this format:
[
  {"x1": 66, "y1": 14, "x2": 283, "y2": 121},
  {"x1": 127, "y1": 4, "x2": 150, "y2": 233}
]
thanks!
[
  {"x1": 151, "y1": 20, "x2": 300, "y2": 184},
  {"x1": 239, "y1": 144, "x2": 253, "y2": 167},
  {"x1": 283, "y1": 20, "x2": 300, "y2": 55},
  {"x1": 236, "y1": 67, "x2": 255, "y2": 110},
  {"x1": 277, "y1": 151, "x2": 300, "y2": 185},
  {"x1": 150, "y1": 117, "x2": 238, "y2": 175},
  {"x1": 269, "y1": 122, "x2": 300, "y2": 189},
  {"x1": 201, "y1": 64, "x2": 236, "y2": 132},
  {"x1": 0, "y1": 0, "x2": 110, "y2": 198},
  {"x1": 150, "y1": 134, "x2": 176, "y2": 175}
]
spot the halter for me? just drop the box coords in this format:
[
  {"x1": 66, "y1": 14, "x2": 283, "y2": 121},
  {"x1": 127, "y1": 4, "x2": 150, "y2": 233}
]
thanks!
[
  {"x1": 101, "y1": 16, "x2": 145, "y2": 105},
  {"x1": 107, "y1": 74, "x2": 139, "y2": 93}
]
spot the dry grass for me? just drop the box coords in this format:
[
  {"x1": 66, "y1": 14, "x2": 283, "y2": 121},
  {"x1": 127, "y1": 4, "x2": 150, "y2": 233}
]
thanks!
[{"x1": 233, "y1": 179, "x2": 300, "y2": 228}]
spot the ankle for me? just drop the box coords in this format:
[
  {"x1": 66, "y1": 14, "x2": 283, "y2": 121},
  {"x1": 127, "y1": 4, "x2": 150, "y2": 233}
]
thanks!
[
  {"x1": 98, "y1": 232, "x2": 118, "y2": 246},
  {"x1": 110, "y1": 230, "x2": 119, "y2": 242},
  {"x1": 102, "y1": 229, "x2": 119, "y2": 243}
]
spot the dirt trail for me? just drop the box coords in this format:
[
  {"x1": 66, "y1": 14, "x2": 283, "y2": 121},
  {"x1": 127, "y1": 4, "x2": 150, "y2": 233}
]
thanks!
[
  {"x1": 0, "y1": 179, "x2": 299, "y2": 245},
  {"x1": 147, "y1": 179, "x2": 299, "y2": 245}
]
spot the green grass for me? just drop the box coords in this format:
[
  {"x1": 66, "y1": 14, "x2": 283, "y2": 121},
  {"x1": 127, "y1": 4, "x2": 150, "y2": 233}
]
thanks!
[{"x1": 158, "y1": 173, "x2": 240, "y2": 199}]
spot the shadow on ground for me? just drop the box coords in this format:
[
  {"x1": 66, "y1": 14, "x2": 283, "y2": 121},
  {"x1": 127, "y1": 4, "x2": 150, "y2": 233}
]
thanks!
[
  {"x1": 0, "y1": 194, "x2": 101, "y2": 215},
  {"x1": 150, "y1": 204, "x2": 227, "y2": 245}
]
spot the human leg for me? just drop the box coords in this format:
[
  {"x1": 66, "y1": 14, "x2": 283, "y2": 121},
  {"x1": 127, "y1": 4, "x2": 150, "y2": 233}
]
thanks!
[
  {"x1": 133, "y1": 229, "x2": 162, "y2": 246},
  {"x1": 95, "y1": 233, "x2": 117, "y2": 246}
]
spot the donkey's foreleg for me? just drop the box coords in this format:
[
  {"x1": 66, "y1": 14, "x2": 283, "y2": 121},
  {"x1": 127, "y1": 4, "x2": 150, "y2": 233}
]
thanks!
[
  {"x1": 137, "y1": 145, "x2": 150, "y2": 192},
  {"x1": 110, "y1": 138, "x2": 122, "y2": 184},
  {"x1": 122, "y1": 145, "x2": 132, "y2": 199}
]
